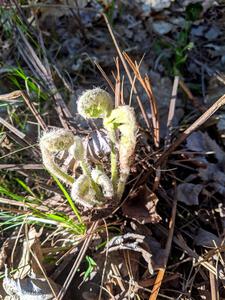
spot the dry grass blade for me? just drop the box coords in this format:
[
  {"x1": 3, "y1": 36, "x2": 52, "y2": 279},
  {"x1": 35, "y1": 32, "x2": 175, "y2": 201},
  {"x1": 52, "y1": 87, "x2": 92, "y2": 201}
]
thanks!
[
  {"x1": 0, "y1": 196, "x2": 48, "y2": 212},
  {"x1": 57, "y1": 221, "x2": 99, "y2": 300},
  {"x1": 0, "y1": 116, "x2": 26, "y2": 141},
  {"x1": 0, "y1": 164, "x2": 43, "y2": 170},
  {"x1": 13, "y1": 22, "x2": 74, "y2": 131},
  {"x1": 103, "y1": 14, "x2": 152, "y2": 132},
  {"x1": 123, "y1": 52, "x2": 160, "y2": 148},
  {"x1": 149, "y1": 196, "x2": 177, "y2": 300},
  {"x1": 164, "y1": 76, "x2": 179, "y2": 148},
  {"x1": 209, "y1": 259, "x2": 219, "y2": 300},
  {"x1": 0, "y1": 116, "x2": 40, "y2": 158},
  {"x1": 113, "y1": 57, "x2": 123, "y2": 106},
  {"x1": 0, "y1": 90, "x2": 47, "y2": 130}
]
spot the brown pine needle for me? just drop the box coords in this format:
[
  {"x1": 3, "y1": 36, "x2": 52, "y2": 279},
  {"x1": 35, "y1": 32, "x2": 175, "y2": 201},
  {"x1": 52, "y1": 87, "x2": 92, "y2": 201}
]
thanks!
[
  {"x1": 149, "y1": 196, "x2": 177, "y2": 300},
  {"x1": 103, "y1": 14, "x2": 153, "y2": 133}
]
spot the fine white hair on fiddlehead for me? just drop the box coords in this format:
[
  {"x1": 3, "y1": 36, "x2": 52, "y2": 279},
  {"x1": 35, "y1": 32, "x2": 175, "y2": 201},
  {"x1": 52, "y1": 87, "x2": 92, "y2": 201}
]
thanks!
[
  {"x1": 69, "y1": 136, "x2": 102, "y2": 197},
  {"x1": 91, "y1": 169, "x2": 114, "y2": 199},
  {"x1": 71, "y1": 175, "x2": 100, "y2": 208},
  {"x1": 77, "y1": 87, "x2": 113, "y2": 119},
  {"x1": 40, "y1": 88, "x2": 138, "y2": 208},
  {"x1": 40, "y1": 129, "x2": 75, "y2": 185},
  {"x1": 104, "y1": 106, "x2": 137, "y2": 199},
  {"x1": 40, "y1": 129, "x2": 74, "y2": 152},
  {"x1": 69, "y1": 136, "x2": 85, "y2": 161}
]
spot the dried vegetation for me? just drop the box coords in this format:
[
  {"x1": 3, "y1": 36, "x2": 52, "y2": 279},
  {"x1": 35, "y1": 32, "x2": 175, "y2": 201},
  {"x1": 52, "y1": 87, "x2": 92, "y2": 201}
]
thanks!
[{"x1": 0, "y1": 1, "x2": 225, "y2": 299}]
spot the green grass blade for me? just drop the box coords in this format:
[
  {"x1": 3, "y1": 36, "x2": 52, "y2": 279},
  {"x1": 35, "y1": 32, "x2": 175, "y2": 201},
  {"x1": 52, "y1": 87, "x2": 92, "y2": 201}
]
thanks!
[
  {"x1": 52, "y1": 175, "x2": 83, "y2": 224},
  {"x1": 16, "y1": 178, "x2": 36, "y2": 197}
]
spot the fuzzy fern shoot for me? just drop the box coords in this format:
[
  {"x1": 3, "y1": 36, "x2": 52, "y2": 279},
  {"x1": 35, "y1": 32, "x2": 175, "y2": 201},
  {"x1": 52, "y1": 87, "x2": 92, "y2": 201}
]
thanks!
[{"x1": 40, "y1": 87, "x2": 137, "y2": 208}]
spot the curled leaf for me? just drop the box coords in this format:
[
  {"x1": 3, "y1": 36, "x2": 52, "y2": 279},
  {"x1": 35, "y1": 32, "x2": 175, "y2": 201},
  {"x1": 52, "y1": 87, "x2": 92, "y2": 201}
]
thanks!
[
  {"x1": 77, "y1": 88, "x2": 113, "y2": 119},
  {"x1": 71, "y1": 175, "x2": 98, "y2": 208},
  {"x1": 40, "y1": 129, "x2": 74, "y2": 152},
  {"x1": 40, "y1": 129, "x2": 75, "y2": 185},
  {"x1": 105, "y1": 233, "x2": 153, "y2": 274}
]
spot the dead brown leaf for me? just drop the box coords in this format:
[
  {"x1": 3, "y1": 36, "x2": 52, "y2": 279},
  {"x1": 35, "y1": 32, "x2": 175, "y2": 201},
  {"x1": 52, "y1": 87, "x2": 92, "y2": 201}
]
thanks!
[
  {"x1": 122, "y1": 185, "x2": 161, "y2": 224},
  {"x1": 176, "y1": 183, "x2": 203, "y2": 206}
]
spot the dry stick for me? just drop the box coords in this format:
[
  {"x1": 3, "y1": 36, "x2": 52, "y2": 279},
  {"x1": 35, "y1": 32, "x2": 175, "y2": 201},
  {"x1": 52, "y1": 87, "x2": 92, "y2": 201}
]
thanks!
[
  {"x1": 0, "y1": 116, "x2": 26, "y2": 141},
  {"x1": 144, "y1": 75, "x2": 160, "y2": 146},
  {"x1": 0, "y1": 143, "x2": 38, "y2": 160},
  {"x1": 129, "y1": 75, "x2": 137, "y2": 106},
  {"x1": 155, "y1": 93, "x2": 225, "y2": 168},
  {"x1": 103, "y1": 14, "x2": 152, "y2": 132},
  {"x1": 57, "y1": 221, "x2": 99, "y2": 300},
  {"x1": 149, "y1": 196, "x2": 177, "y2": 300},
  {"x1": 178, "y1": 230, "x2": 221, "y2": 279},
  {"x1": 30, "y1": 247, "x2": 59, "y2": 299},
  {"x1": 175, "y1": 234, "x2": 217, "y2": 275},
  {"x1": 98, "y1": 219, "x2": 110, "y2": 300},
  {"x1": 129, "y1": 54, "x2": 145, "y2": 106},
  {"x1": 158, "y1": 224, "x2": 219, "y2": 275}
]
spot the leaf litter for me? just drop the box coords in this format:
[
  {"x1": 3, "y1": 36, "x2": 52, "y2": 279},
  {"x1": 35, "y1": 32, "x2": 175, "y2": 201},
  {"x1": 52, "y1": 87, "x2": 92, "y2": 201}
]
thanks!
[{"x1": 0, "y1": 0, "x2": 225, "y2": 299}]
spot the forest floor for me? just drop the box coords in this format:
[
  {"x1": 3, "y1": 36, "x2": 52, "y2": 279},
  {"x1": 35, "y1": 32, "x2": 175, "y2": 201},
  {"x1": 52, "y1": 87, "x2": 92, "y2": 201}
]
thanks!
[{"x1": 0, "y1": 1, "x2": 225, "y2": 299}]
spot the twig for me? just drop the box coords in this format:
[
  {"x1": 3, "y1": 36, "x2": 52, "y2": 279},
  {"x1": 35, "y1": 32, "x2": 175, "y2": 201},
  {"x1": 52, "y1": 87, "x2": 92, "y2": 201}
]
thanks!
[
  {"x1": 157, "y1": 225, "x2": 223, "y2": 276},
  {"x1": 0, "y1": 116, "x2": 40, "y2": 158},
  {"x1": 175, "y1": 234, "x2": 217, "y2": 276},
  {"x1": 98, "y1": 219, "x2": 110, "y2": 300},
  {"x1": 149, "y1": 195, "x2": 177, "y2": 300},
  {"x1": 21, "y1": 91, "x2": 47, "y2": 130},
  {"x1": 155, "y1": 93, "x2": 225, "y2": 168},
  {"x1": 0, "y1": 116, "x2": 26, "y2": 141},
  {"x1": 0, "y1": 197, "x2": 49, "y2": 213}
]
